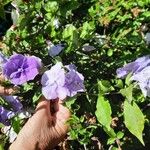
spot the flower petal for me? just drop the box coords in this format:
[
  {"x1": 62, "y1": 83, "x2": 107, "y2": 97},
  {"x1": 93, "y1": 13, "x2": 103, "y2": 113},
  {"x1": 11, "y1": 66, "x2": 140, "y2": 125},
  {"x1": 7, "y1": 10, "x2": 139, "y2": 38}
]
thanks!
[{"x1": 42, "y1": 84, "x2": 58, "y2": 100}]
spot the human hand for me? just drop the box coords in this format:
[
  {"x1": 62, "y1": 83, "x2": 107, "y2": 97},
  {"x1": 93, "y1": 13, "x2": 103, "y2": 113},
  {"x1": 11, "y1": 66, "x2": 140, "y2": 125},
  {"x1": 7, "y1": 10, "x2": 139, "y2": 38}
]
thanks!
[{"x1": 9, "y1": 96, "x2": 70, "y2": 150}]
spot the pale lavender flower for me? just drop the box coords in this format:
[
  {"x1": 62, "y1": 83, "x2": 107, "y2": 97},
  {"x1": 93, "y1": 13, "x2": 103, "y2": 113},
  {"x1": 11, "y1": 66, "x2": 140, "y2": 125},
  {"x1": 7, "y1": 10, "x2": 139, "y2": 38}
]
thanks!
[
  {"x1": 47, "y1": 40, "x2": 64, "y2": 57},
  {"x1": 1, "y1": 96, "x2": 23, "y2": 112},
  {"x1": 41, "y1": 62, "x2": 85, "y2": 100},
  {"x1": 0, "y1": 106, "x2": 15, "y2": 125},
  {"x1": 41, "y1": 62, "x2": 67, "y2": 100},
  {"x1": 117, "y1": 55, "x2": 150, "y2": 78},
  {"x1": 131, "y1": 66, "x2": 150, "y2": 97},
  {"x1": 65, "y1": 64, "x2": 85, "y2": 97},
  {"x1": 3, "y1": 54, "x2": 42, "y2": 85}
]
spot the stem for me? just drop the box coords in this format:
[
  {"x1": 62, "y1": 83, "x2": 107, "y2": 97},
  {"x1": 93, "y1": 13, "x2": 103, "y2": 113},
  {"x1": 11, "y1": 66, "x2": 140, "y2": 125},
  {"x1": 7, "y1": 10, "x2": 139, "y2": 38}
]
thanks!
[
  {"x1": 116, "y1": 139, "x2": 122, "y2": 150},
  {"x1": 83, "y1": 144, "x2": 87, "y2": 150}
]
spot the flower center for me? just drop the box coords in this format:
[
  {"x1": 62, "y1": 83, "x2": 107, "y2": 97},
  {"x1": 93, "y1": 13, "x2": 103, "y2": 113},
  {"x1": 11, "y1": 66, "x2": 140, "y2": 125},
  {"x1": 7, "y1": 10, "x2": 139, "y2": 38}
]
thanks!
[{"x1": 17, "y1": 68, "x2": 24, "y2": 73}]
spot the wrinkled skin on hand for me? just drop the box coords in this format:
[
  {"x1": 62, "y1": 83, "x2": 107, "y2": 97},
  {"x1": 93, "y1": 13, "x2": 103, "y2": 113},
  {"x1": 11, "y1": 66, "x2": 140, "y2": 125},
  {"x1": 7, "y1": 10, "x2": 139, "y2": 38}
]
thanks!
[{"x1": 10, "y1": 96, "x2": 70, "y2": 150}]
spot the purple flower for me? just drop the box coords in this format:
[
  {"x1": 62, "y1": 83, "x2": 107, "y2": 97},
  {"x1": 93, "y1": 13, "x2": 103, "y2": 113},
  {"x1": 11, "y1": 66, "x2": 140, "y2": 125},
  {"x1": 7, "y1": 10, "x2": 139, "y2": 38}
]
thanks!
[
  {"x1": 1, "y1": 96, "x2": 23, "y2": 112},
  {"x1": 0, "y1": 106, "x2": 15, "y2": 125},
  {"x1": 116, "y1": 55, "x2": 150, "y2": 78},
  {"x1": 41, "y1": 62, "x2": 85, "y2": 100},
  {"x1": 3, "y1": 54, "x2": 42, "y2": 85},
  {"x1": 64, "y1": 64, "x2": 85, "y2": 97},
  {"x1": 47, "y1": 40, "x2": 64, "y2": 57},
  {"x1": 131, "y1": 66, "x2": 150, "y2": 97},
  {"x1": 41, "y1": 62, "x2": 67, "y2": 100}
]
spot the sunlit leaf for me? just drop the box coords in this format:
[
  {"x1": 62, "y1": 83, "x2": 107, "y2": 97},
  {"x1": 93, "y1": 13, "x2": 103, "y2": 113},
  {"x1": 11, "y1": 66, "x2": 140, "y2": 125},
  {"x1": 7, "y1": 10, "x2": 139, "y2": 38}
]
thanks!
[
  {"x1": 95, "y1": 95, "x2": 112, "y2": 130},
  {"x1": 124, "y1": 100, "x2": 145, "y2": 145}
]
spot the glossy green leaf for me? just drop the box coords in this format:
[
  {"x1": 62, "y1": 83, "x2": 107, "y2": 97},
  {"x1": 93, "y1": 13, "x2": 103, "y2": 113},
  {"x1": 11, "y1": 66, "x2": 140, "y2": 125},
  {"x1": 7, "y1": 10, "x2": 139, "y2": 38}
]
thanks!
[{"x1": 124, "y1": 101, "x2": 145, "y2": 145}]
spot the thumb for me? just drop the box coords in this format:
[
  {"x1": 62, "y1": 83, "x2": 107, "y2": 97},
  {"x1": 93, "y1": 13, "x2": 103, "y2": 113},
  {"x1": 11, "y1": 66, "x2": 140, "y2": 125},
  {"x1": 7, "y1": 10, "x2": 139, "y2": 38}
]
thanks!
[{"x1": 35, "y1": 96, "x2": 51, "y2": 117}]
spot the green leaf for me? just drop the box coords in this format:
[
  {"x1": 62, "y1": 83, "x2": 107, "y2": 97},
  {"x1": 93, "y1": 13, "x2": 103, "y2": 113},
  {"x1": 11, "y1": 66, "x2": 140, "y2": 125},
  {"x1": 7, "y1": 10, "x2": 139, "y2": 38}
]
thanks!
[
  {"x1": 12, "y1": 117, "x2": 21, "y2": 134},
  {"x1": 104, "y1": 127, "x2": 116, "y2": 138},
  {"x1": 62, "y1": 24, "x2": 79, "y2": 52},
  {"x1": 115, "y1": 79, "x2": 123, "y2": 89},
  {"x1": 23, "y1": 83, "x2": 34, "y2": 92},
  {"x1": 117, "y1": 28, "x2": 132, "y2": 40},
  {"x1": 120, "y1": 84, "x2": 133, "y2": 103},
  {"x1": 107, "y1": 49, "x2": 113, "y2": 56},
  {"x1": 63, "y1": 24, "x2": 77, "y2": 39},
  {"x1": 80, "y1": 21, "x2": 95, "y2": 39},
  {"x1": 33, "y1": 91, "x2": 42, "y2": 103},
  {"x1": 125, "y1": 73, "x2": 132, "y2": 86},
  {"x1": 107, "y1": 137, "x2": 116, "y2": 144},
  {"x1": 124, "y1": 101, "x2": 145, "y2": 145},
  {"x1": 44, "y1": 1, "x2": 58, "y2": 13},
  {"x1": 0, "y1": 144, "x2": 4, "y2": 150},
  {"x1": 65, "y1": 96, "x2": 76, "y2": 109},
  {"x1": 98, "y1": 80, "x2": 114, "y2": 94},
  {"x1": 0, "y1": 123, "x2": 4, "y2": 128},
  {"x1": 95, "y1": 95, "x2": 112, "y2": 130},
  {"x1": 0, "y1": 5, "x2": 5, "y2": 19},
  {"x1": 142, "y1": 11, "x2": 150, "y2": 17},
  {"x1": 117, "y1": 131, "x2": 124, "y2": 139}
]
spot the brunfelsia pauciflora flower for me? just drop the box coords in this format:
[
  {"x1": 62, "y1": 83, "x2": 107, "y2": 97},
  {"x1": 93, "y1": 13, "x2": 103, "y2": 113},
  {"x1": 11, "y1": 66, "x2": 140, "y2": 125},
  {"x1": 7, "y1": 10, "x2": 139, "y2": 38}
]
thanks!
[
  {"x1": 3, "y1": 54, "x2": 42, "y2": 85},
  {"x1": 41, "y1": 62, "x2": 85, "y2": 100},
  {"x1": 0, "y1": 53, "x2": 85, "y2": 125},
  {"x1": 116, "y1": 55, "x2": 150, "y2": 97}
]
